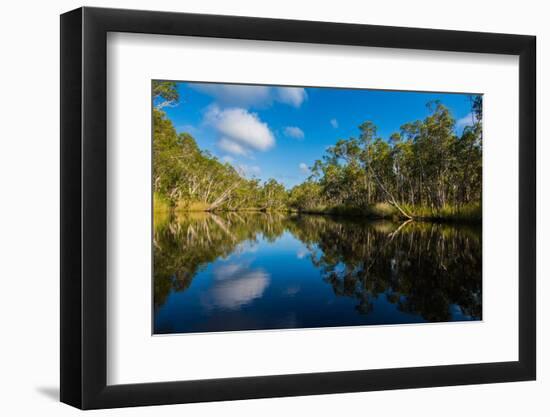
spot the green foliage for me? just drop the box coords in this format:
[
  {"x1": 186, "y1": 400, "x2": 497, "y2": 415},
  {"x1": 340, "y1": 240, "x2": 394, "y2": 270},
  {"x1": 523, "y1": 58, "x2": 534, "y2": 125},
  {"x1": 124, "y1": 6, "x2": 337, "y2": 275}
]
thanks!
[
  {"x1": 153, "y1": 107, "x2": 289, "y2": 212},
  {"x1": 288, "y1": 181, "x2": 323, "y2": 211},
  {"x1": 154, "y1": 192, "x2": 171, "y2": 212},
  {"x1": 401, "y1": 202, "x2": 482, "y2": 223},
  {"x1": 367, "y1": 202, "x2": 398, "y2": 218},
  {"x1": 152, "y1": 80, "x2": 179, "y2": 104},
  {"x1": 259, "y1": 179, "x2": 288, "y2": 210},
  {"x1": 294, "y1": 100, "x2": 482, "y2": 221},
  {"x1": 153, "y1": 95, "x2": 482, "y2": 222}
]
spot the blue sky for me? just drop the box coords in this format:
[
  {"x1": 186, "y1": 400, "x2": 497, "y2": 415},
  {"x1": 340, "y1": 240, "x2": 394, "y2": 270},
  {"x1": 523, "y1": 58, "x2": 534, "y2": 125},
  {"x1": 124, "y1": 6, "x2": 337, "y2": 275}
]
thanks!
[{"x1": 161, "y1": 81, "x2": 478, "y2": 188}]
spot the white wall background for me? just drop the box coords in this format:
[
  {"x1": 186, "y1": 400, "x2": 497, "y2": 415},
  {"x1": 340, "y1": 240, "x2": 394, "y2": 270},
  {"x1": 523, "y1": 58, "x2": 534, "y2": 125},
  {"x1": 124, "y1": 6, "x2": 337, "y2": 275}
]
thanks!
[{"x1": 0, "y1": 0, "x2": 546, "y2": 415}]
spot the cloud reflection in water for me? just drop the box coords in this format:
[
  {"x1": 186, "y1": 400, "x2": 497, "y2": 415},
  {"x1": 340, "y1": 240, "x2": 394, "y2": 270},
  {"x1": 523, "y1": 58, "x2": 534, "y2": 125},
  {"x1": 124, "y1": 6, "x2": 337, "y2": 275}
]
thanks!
[{"x1": 203, "y1": 262, "x2": 270, "y2": 310}]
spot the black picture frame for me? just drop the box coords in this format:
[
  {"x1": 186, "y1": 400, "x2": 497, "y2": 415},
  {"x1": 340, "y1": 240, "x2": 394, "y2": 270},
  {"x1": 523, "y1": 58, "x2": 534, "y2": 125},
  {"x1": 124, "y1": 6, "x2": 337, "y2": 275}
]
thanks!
[{"x1": 60, "y1": 6, "x2": 536, "y2": 410}]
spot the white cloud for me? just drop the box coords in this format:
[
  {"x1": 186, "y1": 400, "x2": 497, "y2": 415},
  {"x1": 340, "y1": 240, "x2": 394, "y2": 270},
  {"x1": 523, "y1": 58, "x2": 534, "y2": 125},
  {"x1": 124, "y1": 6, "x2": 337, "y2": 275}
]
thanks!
[
  {"x1": 190, "y1": 83, "x2": 271, "y2": 107},
  {"x1": 220, "y1": 156, "x2": 261, "y2": 178},
  {"x1": 456, "y1": 112, "x2": 475, "y2": 131},
  {"x1": 206, "y1": 264, "x2": 270, "y2": 310},
  {"x1": 207, "y1": 106, "x2": 275, "y2": 155},
  {"x1": 330, "y1": 118, "x2": 339, "y2": 128},
  {"x1": 218, "y1": 137, "x2": 249, "y2": 156},
  {"x1": 214, "y1": 263, "x2": 246, "y2": 279},
  {"x1": 299, "y1": 162, "x2": 309, "y2": 174},
  {"x1": 276, "y1": 87, "x2": 307, "y2": 107},
  {"x1": 284, "y1": 126, "x2": 305, "y2": 139},
  {"x1": 211, "y1": 270, "x2": 269, "y2": 309},
  {"x1": 190, "y1": 83, "x2": 307, "y2": 109},
  {"x1": 238, "y1": 164, "x2": 261, "y2": 177}
]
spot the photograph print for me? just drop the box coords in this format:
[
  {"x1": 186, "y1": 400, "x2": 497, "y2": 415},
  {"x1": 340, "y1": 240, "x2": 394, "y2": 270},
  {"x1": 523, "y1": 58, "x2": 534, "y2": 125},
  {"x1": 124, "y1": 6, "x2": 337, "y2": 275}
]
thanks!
[{"x1": 152, "y1": 80, "x2": 482, "y2": 335}]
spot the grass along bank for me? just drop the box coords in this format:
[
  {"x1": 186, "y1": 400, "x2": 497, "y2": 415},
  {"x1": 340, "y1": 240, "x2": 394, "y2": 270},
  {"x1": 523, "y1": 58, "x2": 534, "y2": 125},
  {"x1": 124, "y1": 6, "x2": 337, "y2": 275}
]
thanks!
[
  {"x1": 156, "y1": 194, "x2": 481, "y2": 223},
  {"x1": 293, "y1": 202, "x2": 481, "y2": 223}
]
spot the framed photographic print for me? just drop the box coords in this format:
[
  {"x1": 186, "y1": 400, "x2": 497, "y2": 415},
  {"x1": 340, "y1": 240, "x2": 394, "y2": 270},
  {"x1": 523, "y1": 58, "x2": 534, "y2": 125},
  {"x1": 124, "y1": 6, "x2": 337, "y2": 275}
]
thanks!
[{"x1": 60, "y1": 6, "x2": 536, "y2": 409}]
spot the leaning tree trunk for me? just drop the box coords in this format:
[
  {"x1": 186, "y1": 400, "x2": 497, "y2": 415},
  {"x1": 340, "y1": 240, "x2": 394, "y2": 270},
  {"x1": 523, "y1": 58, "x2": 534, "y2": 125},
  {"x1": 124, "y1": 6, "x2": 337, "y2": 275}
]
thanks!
[
  {"x1": 368, "y1": 166, "x2": 414, "y2": 220},
  {"x1": 206, "y1": 182, "x2": 239, "y2": 211}
]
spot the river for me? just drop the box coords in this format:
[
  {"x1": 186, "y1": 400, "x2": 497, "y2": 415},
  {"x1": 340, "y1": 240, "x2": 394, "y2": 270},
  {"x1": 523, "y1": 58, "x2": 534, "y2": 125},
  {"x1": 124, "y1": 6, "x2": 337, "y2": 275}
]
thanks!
[{"x1": 153, "y1": 212, "x2": 481, "y2": 334}]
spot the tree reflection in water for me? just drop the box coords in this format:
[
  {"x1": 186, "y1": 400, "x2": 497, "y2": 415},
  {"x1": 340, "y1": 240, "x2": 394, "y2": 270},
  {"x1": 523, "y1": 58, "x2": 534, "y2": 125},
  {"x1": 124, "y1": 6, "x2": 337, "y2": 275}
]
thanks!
[{"x1": 154, "y1": 212, "x2": 481, "y2": 328}]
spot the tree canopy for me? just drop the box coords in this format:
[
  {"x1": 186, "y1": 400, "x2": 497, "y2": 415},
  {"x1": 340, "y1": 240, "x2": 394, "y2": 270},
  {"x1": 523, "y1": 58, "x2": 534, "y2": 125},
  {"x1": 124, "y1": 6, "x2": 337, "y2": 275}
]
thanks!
[
  {"x1": 153, "y1": 89, "x2": 481, "y2": 221},
  {"x1": 153, "y1": 80, "x2": 180, "y2": 109}
]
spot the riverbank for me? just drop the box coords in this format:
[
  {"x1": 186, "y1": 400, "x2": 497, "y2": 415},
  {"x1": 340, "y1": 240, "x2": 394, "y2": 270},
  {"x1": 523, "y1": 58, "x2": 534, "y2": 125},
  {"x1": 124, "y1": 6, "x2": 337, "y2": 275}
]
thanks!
[
  {"x1": 155, "y1": 193, "x2": 481, "y2": 224},
  {"x1": 297, "y1": 202, "x2": 481, "y2": 223}
]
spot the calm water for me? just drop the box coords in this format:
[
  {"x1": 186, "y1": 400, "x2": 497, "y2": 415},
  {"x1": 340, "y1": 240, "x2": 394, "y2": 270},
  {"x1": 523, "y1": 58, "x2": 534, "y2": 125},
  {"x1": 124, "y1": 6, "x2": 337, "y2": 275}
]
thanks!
[{"x1": 153, "y1": 212, "x2": 482, "y2": 334}]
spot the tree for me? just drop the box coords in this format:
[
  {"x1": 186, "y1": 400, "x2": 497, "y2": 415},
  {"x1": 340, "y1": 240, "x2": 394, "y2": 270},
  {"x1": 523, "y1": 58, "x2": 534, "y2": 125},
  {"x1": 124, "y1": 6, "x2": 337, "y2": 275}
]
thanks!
[
  {"x1": 288, "y1": 181, "x2": 323, "y2": 211},
  {"x1": 290, "y1": 101, "x2": 481, "y2": 219},
  {"x1": 259, "y1": 179, "x2": 288, "y2": 211},
  {"x1": 153, "y1": 81, "x2": 179, "y2": 109},
  {"x1": 153, "y1": 92, "x2": 482, "y2": 221},
  {"x1": 153, "y1": 105, "x2": 289, "y2": 212}
]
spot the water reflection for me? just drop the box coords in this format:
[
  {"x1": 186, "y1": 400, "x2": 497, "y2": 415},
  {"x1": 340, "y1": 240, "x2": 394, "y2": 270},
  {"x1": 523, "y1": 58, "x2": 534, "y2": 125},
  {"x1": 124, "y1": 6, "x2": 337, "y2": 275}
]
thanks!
[
  {"x1": 154, "y1": 212, "x2": 481, "y2": 334},
  {"x1": 205, "y1": 263, "x2": 270, "y2": 310}
]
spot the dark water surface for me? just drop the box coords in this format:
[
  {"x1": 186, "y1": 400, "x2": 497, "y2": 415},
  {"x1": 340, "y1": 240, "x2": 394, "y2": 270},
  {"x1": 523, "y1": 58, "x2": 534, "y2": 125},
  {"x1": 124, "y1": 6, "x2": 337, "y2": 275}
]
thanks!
[{"x1": 153, "y1": 212, "x2": 481, "y2": 334}]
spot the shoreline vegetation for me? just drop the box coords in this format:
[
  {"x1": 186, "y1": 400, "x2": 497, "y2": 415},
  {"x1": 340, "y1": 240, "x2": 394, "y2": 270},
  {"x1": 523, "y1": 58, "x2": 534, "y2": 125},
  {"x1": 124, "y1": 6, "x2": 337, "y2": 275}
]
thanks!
[
  {"x1": 154, "y1": 193, "x2": 481, "y2": 223},
  {"x1": 153, "y1": 81, "x2": 482, "y2": 224}
]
